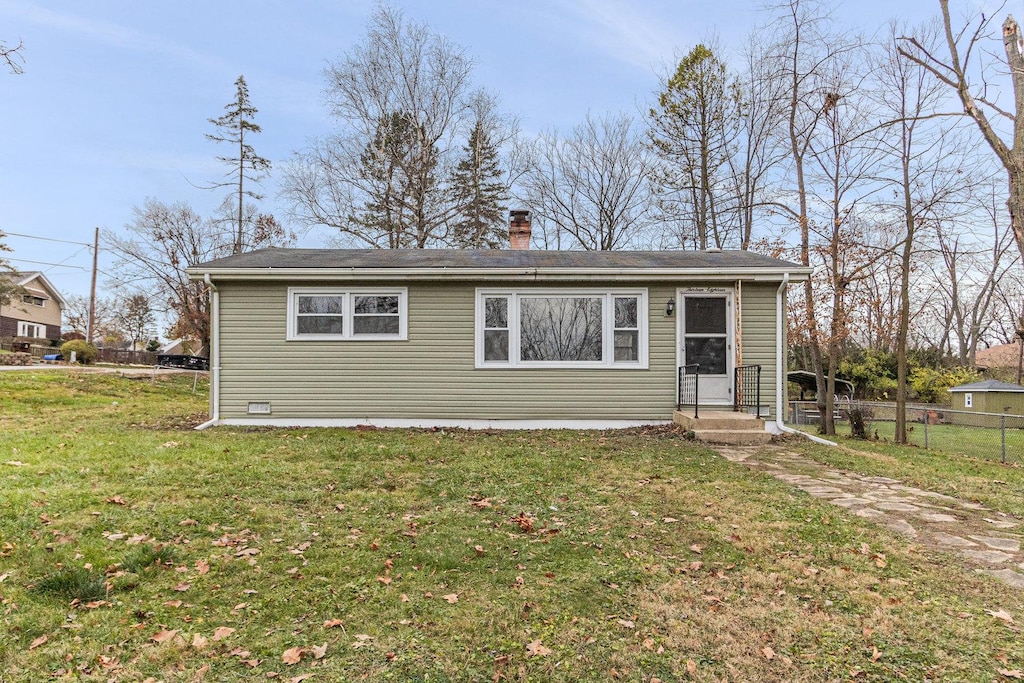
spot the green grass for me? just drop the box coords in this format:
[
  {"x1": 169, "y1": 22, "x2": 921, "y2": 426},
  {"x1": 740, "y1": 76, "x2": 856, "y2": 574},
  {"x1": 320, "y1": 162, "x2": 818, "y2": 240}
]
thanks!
[
  {"x1": 2, "y1": 371, "x2": 1024, "y2": 681},
  {"x1": 859, "y1": 418, "x2": 1024, "y2": 465}
]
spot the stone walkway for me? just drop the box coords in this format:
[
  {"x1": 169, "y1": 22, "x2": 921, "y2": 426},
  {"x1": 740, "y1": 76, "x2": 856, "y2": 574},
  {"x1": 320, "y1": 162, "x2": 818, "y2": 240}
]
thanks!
[{"x1": 715, "y1": 444, "x2": 1024, "y2": 589}]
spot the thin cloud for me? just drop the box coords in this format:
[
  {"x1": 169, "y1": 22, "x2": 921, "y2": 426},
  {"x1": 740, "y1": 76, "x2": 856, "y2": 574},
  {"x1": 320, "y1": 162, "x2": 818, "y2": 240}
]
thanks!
[
  {"x1": 0, "y1": 1, "x2": 221, "y2": 68},
  {"x1": 552, "y1": 0, "x2": 685, "y2": 72}
]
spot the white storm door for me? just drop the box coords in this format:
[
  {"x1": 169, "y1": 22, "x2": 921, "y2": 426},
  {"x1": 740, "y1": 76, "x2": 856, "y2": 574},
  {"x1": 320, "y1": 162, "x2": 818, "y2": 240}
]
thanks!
[{"x1": 679, "y1": 291, "x2": 733, "y2": 404}]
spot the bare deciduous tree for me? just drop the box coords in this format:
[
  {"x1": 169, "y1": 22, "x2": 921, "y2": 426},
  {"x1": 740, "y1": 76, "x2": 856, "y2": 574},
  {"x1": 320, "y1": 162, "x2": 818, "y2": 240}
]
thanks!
[
  {"x1": 284, "y1": 5, "x2": 479, "y2": 248},
  {"x1": 898, "y1": 2, "x2": 1024, "y2": 267},
  {"x1": 107, "y1": 200, "x2": 293, "y2": 355},
  {"x1": 521, "y1": 113, "x2": 655, "y2": 251},
  {"x1": 1, "y1": 37, "x2": 23, "y2": 75}
]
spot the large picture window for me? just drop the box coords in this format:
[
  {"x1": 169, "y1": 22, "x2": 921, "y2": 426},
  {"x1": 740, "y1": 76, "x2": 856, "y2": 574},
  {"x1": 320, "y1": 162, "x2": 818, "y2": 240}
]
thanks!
[
  {"x1": 287, "y1": 288, "x2": 407, "y2": 341},
  {"x1": 476, "y1": 289, "x2": 647, "y2": 368}
]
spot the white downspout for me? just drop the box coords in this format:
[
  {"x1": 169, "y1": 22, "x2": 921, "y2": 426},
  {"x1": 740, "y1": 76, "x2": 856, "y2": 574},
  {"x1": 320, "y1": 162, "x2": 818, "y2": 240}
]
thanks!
[
  {"x1": 195, "y1": 273, "x2": 220, "y2": 430},
  {"x1": 774, "y1": 272, "x2": 836, "y2": 446}
]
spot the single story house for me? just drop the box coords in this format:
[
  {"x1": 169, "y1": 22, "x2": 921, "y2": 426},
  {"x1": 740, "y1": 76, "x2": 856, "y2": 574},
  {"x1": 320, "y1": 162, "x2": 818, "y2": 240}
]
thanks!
[
  {"x1": 187, "y1": 213, "x2": 810, "y2": 431},
  {"x1": 0, "y1": 271, "x2": 67, "y2": 344}
]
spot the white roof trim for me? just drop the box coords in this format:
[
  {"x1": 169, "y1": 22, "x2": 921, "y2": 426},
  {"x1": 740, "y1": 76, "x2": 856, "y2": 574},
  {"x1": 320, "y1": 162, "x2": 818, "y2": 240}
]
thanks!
[
  {"x1": 12, "y1": 272, "x2": 68, "y2": 309},
  {"x1": 188, "y1": 266, "x2": 812, "y2": 283}
]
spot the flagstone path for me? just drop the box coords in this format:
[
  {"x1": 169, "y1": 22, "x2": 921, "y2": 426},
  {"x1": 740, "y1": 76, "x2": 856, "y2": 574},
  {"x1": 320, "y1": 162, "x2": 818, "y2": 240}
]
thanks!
[{"x1": 714, "y1": 444, "x2": 1024, "y2": 589}]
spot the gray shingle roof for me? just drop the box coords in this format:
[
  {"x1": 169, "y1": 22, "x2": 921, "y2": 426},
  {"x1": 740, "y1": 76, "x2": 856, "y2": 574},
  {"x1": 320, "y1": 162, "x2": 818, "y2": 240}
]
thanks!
[
  {"x1": 948, "y1": 380, "x2": 1024, "y2": 393},
  {"x1": 193, "y1": 247, "x2": 804, "y2": 271}
]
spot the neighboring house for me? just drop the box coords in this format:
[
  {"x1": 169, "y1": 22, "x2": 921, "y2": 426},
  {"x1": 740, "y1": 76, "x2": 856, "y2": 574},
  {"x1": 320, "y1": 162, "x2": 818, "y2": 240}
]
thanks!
[
  {"x1": 975, "y1": 342, "x2": 1021, "y2": 372},
  {"x1": 160, "y1": 339, "x2": 187, "y2": 355},
  {"x1": 0, "y1": 271, "x2": 67, "y2": 343},
  {"x1": 187, "y1": 213, "x2": 810, "y2": 430}
]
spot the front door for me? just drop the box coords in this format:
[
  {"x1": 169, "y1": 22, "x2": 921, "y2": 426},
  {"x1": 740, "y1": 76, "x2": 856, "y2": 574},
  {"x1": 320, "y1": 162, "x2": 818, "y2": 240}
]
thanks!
[{"x1": 678, "y1": 290, "x2": 733, "y2": 405}]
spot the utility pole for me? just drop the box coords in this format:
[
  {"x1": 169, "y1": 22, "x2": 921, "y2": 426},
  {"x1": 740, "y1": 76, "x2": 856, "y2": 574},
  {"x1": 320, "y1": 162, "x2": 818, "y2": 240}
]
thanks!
[{"x1": 87, "y1": 227, "x2": 98, "y2": 344}]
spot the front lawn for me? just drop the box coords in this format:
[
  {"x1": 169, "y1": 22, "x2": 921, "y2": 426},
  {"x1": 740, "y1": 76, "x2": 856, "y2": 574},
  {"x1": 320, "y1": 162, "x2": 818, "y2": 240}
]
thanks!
[{"x1": 1, "y1": 371, "x2": 1023, "y2": 681}]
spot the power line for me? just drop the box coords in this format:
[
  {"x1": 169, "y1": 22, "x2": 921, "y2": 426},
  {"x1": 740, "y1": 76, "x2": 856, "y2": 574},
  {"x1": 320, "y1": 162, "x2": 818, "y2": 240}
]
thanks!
[
  {"x1": 7, "y1": 257, "x2": 90, "y2": 271},
  {"x1": 2, "y1": 231, "x2": 93, "y2": 248}
]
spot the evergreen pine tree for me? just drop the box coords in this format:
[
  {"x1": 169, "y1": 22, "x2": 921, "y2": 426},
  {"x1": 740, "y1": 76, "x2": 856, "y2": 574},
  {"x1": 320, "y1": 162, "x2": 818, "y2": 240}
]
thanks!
[
  {"x1": 207, "y1": 75, "x2": 271, "y2": 254},
  {"x1": 449, "y1": 121, "x2": 507, "y2": 248}
]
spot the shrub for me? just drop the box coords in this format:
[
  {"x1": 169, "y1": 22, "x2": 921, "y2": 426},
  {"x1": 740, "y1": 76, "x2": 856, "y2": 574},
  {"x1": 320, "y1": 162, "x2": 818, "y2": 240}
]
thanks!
[
  {"x1": 60, "y1": 339, "x2": 97, "y2": 364},
  {"x1": 845, "y1": 406, "x2": 873, "y2": 439}
]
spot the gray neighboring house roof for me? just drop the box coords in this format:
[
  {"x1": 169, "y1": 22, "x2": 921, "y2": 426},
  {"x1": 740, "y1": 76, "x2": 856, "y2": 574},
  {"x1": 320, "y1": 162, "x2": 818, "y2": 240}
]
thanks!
[
  {"x1": 948, "y1": 380, "x2": 1024, "y2": 393},
  {"x1": 189, "y1": 248, "x2": 811, "y2": 281}
]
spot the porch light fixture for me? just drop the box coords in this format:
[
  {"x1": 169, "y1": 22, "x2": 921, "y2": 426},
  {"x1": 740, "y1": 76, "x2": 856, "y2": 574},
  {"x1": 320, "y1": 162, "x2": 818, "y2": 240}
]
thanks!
[{"x1": 666, "y1": 298, "x2": 675, "y2": 316}]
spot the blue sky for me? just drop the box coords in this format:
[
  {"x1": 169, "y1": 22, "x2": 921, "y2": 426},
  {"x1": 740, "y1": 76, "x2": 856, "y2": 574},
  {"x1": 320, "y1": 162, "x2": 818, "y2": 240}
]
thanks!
[{"x1": 0, "y1": 0, "x2": 950, "y2": 304}]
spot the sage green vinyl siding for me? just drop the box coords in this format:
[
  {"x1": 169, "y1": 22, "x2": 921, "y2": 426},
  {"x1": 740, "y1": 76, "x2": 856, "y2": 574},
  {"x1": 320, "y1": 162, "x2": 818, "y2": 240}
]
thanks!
[
  {"x1": 737, "y1": 282, "x2": 778, "y2": 418},
  {"x1": 215, "y1": 279, "x2": 779, "y2": 422}
]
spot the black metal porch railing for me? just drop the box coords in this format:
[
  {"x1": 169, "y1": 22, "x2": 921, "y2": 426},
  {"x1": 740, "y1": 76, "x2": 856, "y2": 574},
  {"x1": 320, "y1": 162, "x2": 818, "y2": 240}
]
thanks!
[
  {"x1": 677, "y1": 363, "x2": 700, "y2": 418},
  {"x1": 734, "y1": 364, "x2": 762, "y2": 415}
]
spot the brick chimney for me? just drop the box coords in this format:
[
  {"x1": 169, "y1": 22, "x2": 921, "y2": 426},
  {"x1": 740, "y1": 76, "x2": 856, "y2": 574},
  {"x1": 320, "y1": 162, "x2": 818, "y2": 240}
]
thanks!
[{"x1": 509, "y1": 210, "x2": 532, "y2": 250}]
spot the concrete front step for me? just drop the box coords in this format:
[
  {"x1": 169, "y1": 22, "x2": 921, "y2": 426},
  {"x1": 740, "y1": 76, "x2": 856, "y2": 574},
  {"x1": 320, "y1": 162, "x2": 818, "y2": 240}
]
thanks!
[
  {"x1": 674, "y1": 410, "x2": 772, "y2": 445},
  {"x1": 673, "y1": 410, "x2": 764, "y2": 431}
]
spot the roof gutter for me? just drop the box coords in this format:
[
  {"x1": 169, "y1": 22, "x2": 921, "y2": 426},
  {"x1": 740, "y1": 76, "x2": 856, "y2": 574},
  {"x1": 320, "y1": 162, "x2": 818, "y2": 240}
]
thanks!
[
  {"x1": 194, "y1": 273, "x2": 220, "y2": 430},
  {"x1": 187, "y1": 266, "x2": 814, "y2": 282},
  {"x1": 773, "y1": 272, "x2": 836, "y2": 446}
]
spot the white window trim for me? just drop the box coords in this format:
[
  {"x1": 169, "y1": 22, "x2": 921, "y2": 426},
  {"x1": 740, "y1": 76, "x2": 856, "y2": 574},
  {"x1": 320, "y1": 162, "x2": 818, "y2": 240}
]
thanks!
[
  {"x1": 475, "y1": 288, "x2": 648, "y2": 369},
  {"x1": 286, "y1": 287, "x2": 408, "y2": 341},
  {"x1": 22, "y1": 294, "x2": 45, "y2": 307},
  {"x1": 964, "y1": 393, "x2": 973, "y2": 408},
  {"x1": 17, "y1": 321, "x2": 46, "y2": 338}
]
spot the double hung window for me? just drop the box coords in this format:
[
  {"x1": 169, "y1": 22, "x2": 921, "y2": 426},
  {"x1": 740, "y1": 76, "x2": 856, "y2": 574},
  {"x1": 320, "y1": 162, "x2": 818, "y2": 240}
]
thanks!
[
  {"x1": 287, "y1": 288, "x2": 407, "y2": 341},
  {"x1": 17, "y1": 322, "x2": 45, "y2": 338},
  {"x1": 476, "y1": 289, "x2": 647, "y2": 368}
]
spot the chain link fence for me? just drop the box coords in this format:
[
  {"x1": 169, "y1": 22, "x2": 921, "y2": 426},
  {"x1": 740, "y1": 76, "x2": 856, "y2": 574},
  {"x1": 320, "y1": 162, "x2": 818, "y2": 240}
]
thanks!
[{"x1": 789, "y1": 400, "x2": 1024, "y2": 464}]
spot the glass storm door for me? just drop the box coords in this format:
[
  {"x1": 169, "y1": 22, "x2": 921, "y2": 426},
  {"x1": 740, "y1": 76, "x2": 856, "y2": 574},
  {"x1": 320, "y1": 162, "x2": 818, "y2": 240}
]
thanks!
[{"x1": 680, "y1": 292, "x2": 733, "y2": 404}]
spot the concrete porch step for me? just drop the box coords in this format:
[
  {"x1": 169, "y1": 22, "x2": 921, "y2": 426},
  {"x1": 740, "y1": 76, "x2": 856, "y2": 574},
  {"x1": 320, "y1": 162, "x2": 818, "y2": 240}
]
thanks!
[
  {"x1": 673, "y1": 410, "x2": 772, "y2": 445},
  {"x1": 673, "y1": 410, "x2": 764, "y2": 431}
]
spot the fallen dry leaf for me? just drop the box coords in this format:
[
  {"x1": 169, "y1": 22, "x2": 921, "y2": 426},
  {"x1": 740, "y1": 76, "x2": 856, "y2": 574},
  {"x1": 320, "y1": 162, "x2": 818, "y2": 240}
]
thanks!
[
  {"x1": 689, "y1": 544, "x2": 703, "y2": 554},
  {"x1": 290, "y1": 675, "x2": 316, "y2": 683},
  {"x1": 28, "y1": 635, "x2": 48, "y2": 650},
  {"x1": 105, "y1": 496, "x2": 128, "y2": 506},
  {"x1": 163, "y1": 600, "x2": 183, "y2": 608},
  {"x1": 687, "y1": 659, "x2": 697, "y2": 673},
  {"x1": 195, "y1": 559, "x2": 210, "y2": 575},
  {"x1": 871, "y1": 647, "x2": 881, "y2": 662},
  {"x1": 998, "y1": 670, "x2": 1024, "y2": 680},
  {"x1": 194, "y1": 663, "x2": 210, "y2": 680},
  {"x1": 474, "y1": 544, "x2": 486, "y2": 556},
  {"x1": 616, "y1": 619, "x2": 635, "y2": 629},
  {"x1": 212, "y1": 627, "x2": 235, "y2": 641},
  {"x1": 191, "y1": 633, "x2": 209, "y2": 650},
  {"x1": 323, "y1": 619, "x2": 344, "y2": 628},
  {"x1": 151, "y1": 629, "x2": 179, "y2": 644},
  {"x1": 525, "y1": 640, "x2": 552, "y2": 657},
  {"x1": 762, "y1": 646, "x2": 775, "y2": 660},
  {"x1": 235, "y1": 548, "x2": 260, "y2": 557},
  {"x1": 988, "y1": 609, "x2": 1015, "y2": 624},
  {"x1": 442, "y1": 593, "x2": 459, "y2": 604},
  {"x1": 311, "y1": 643, "x2": 327, "y2": 659},
  {"x1": 662, "y1": 517, "x2": 679, "y2": 523},
  {"x1": 173, "y1": 582, "x2": 191, "y2": 592},
  {"x1": 281, "y1": 646, "x2": 304, "y2": 665},
  {"x1": 179, "y1": 518, "x2": 199, "y2": 526},
  {"x1": 377, "y1": 575, "x2": 392, "y2": 585}
]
